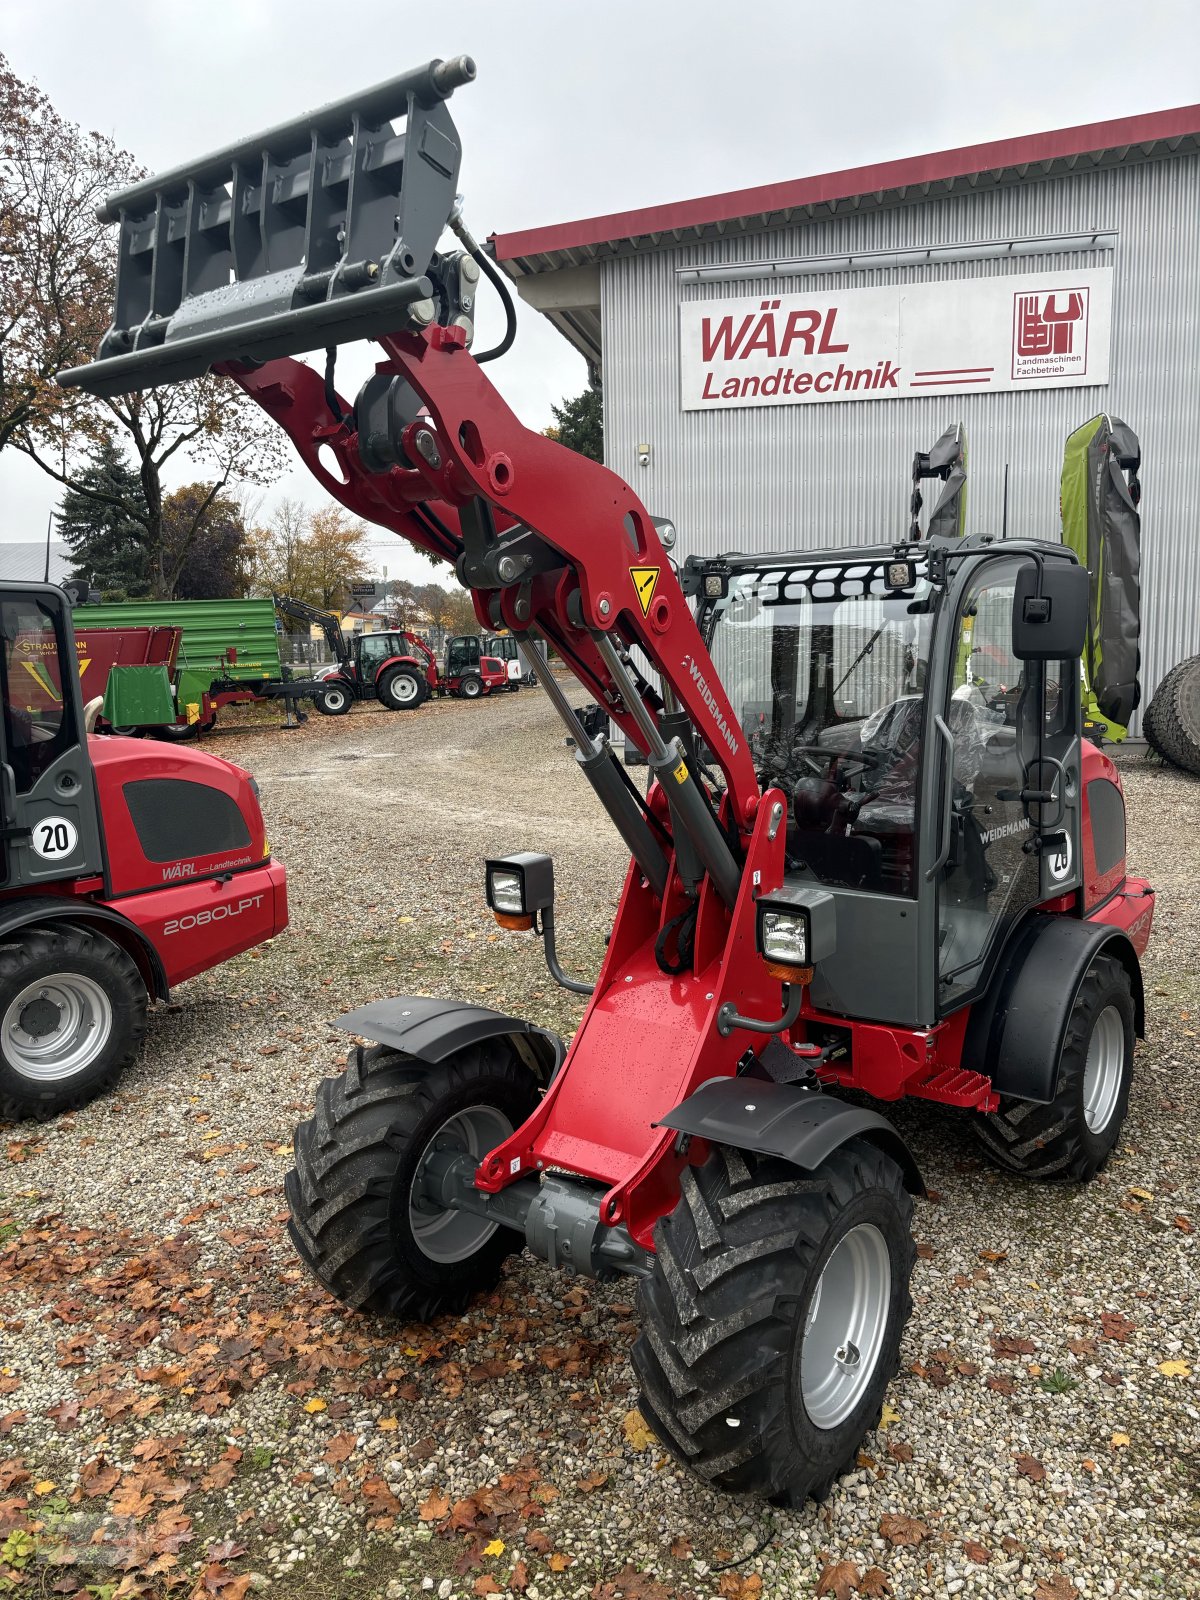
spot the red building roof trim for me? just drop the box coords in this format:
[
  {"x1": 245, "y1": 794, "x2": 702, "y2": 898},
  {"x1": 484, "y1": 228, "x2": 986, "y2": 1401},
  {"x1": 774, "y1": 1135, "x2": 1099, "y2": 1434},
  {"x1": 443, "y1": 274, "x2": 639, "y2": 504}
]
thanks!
[{"x1": 493, "y1": 104, "x2": 1200, "y2": 264}]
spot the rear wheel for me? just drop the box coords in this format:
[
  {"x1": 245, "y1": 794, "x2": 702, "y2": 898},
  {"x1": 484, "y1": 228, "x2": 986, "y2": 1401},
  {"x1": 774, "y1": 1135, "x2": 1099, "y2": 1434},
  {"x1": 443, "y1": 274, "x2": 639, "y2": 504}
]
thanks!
[
  {"x1": 974, "y1": 952, "x2": 1135, "y2": 1180},
  {"x1": 460, "y1": 674, "x2": 483, "y2": 700},
  {"x1": 315, "y1": 681, "x2": 352, "y2": 716},
  {"x1": 153, "y1": 716, "x2": 216, "y2": 742},
  {"x1": 0, "y1": 928, "x2": 147, "y2": 1119},
  {"x1": 1145, "y1": 656, "x2": 1200, "y2": 776},
  {"x1": 286, "y1": 1041, "x2": 540, "y2": 1320},
  {"x1": 633, "y1": 1139, "x2": 914, "y2": 1506},
  {"x1": 378, "y1": 668, "x2": 424, "y2": 711}
]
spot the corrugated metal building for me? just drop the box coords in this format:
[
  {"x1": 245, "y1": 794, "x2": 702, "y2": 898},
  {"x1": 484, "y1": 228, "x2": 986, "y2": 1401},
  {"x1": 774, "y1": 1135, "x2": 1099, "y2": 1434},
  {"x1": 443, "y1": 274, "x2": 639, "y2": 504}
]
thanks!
[{"x1": 494, "y1": 105, "x2": 1200, "y2": 722}]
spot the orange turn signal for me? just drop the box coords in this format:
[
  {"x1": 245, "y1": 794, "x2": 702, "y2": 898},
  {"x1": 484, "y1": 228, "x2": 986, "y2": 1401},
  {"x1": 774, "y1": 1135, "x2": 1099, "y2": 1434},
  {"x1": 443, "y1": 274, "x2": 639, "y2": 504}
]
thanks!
[
  {"x1": 494, "y1": 911, "x2": 535, "y2": 932},
  {"x1": 765, "y1": 962, "x2": 813, "y2": 985}
]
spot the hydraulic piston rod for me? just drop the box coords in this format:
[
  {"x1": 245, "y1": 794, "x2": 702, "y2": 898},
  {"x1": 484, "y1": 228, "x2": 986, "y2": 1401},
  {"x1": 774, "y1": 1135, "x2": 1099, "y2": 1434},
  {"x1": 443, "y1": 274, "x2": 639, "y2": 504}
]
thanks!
[
  {"x1": 592, "y1": 632, "x2": 742, "y2": 910},
  {"x1": 530, "y1": 626, "x2": 669, "y2": 900}
]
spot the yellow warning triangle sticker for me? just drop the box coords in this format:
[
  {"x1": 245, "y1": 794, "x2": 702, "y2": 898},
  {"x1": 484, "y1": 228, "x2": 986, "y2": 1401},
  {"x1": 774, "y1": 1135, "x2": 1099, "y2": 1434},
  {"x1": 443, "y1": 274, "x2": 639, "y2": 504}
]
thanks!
[{"x1": 630, "y1": 566, "x2": 660, "y2": 616}]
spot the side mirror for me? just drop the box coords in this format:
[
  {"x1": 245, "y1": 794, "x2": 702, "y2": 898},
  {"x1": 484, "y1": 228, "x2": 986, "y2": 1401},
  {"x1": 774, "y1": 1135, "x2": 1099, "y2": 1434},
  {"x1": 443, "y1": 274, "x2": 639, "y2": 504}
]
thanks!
[{"x1": 1012, "y1": 561, "x2": 1089, "y2": 661}]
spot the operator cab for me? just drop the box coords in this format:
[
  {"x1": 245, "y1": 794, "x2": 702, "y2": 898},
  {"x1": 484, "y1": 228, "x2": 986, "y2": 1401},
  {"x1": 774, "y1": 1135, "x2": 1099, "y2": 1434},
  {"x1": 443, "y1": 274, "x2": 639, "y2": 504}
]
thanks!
[
  {"x1": 700, "y1": 540, "x2": 1083, "y2": 1029},
  {"x1": 356, "y1": 632, "x2": 412, "y2": 671}
]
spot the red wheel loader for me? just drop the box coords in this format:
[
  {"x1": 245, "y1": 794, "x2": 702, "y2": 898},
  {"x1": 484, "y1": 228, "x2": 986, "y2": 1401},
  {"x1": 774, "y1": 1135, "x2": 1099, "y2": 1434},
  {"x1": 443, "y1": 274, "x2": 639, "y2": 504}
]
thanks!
[
  {"x1": 61, "y1": 56, "x2": 1154, "y2": 1506},
  {"x1": 0, "y1": 583, "x2": 287, "y2": 1119}
]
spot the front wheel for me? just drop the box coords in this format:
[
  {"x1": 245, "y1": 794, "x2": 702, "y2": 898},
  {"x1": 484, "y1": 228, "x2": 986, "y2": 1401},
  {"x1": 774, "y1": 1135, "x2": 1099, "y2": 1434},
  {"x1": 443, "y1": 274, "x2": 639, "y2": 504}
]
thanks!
[
  {"x1": 315, "y1": 681, "x2": 352, "y2": 716},
  {"x1": 0, "y1": 928, "x2": 147, "y2": 1119},
  {"x1": 633, "y1": 1139, "x2": 915, "y2": 1506},
  {"x1": 974, "y1": 952, "x2": 1135, "y2": 1180},
  {"x1": 286, "y1": 1041, "x2": 541, "y2": 1321},
  {"x1": 460, "y1": 674, "x2": 483, "y2": 700}
]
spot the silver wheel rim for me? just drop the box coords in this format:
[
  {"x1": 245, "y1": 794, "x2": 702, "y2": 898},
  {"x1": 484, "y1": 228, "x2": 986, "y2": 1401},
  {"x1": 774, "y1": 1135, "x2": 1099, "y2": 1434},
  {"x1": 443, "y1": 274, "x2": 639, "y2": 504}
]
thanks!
[
  {"x1": 323, "y1": 688, "x2": 347, "y2": 712},
  {"x1": 800, "y1": 1222, "x2": 892, "y2": 1429},
  {"x1": 3, "y1": 974, "x2": 113, "y2": 1082},
  {"x1": 388, "y1": 674, "x2": 419, "y2": 706},
  {"x1": 1083, "y1": 1005, "x2": 1125, "y2": 1133},
  {"x1": 463, "y1": 679, "x2": 481, "y2": 697},
  {"x1": 409, "y1": 1104, "x2": 514, "y2": 1263}
]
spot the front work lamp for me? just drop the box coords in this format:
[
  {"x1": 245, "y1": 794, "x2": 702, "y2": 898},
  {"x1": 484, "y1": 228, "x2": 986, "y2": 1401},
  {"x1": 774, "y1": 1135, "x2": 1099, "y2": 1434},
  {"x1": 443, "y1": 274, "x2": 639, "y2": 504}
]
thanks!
[
  {"x1": 484, "y1": 852, "x2": 595, "y2": 998},
  {"x1": 485, "y1": 852, "x2": 555, "y2": 931},
  {"x1": 755, "y1": 885, "x2": 836, "y2": 983}
]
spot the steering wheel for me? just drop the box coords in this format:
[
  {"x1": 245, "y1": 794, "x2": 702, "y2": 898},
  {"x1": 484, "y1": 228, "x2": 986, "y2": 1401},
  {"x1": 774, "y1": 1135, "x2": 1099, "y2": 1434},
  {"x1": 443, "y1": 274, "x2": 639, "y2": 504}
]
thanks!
[{"x1": 783, "y1": 742, "x2": 839, "y2": 778}]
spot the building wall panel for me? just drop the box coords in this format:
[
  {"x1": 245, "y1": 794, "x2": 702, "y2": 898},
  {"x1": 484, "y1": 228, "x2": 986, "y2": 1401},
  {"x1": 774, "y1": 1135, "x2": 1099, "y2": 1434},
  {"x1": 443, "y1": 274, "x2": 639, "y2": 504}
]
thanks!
[{"x1": 601, "y1": 155, "x2": 1200, "y2": 719}]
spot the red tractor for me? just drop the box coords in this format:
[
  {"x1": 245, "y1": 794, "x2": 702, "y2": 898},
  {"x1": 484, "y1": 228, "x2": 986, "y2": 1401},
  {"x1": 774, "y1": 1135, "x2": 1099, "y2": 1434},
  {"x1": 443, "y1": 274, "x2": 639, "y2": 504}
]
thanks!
[
  {"x1": 63, "y1": 58, "x2": 1154, "y2": 1506},
  {"x1": 274, "y1": 594, "x2": 438, "y2": 714},
  {"x1": 0, "y1": 582, "x2": 287, "y2": 1119}
]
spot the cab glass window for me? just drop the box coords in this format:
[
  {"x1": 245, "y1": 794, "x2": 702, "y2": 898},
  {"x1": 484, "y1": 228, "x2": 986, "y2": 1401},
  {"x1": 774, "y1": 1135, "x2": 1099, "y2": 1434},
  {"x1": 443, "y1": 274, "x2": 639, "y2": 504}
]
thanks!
[
  {"x1": 0, "y1": 596, "x2": 78, "y2": 793},
  {"x1": 706, "y1": 563, "x2": 933, "y2": 896}
]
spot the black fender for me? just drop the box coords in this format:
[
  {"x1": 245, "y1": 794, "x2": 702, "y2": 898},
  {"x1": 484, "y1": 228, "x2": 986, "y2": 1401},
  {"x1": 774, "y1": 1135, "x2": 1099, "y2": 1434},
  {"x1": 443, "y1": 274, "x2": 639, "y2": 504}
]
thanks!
[
  {"x1": 334, "y1": 994, "x2": 564, "y2": 1085},
  {"x1": 0, "y1": 896, "x2": 169, "y2": 1001},
  {"x1": 962, "y1": 912, "x2": 1145, "y2": 1104},
  {"x1": 658, "y1": 1077, "x2": 924, "y2": 1195}
]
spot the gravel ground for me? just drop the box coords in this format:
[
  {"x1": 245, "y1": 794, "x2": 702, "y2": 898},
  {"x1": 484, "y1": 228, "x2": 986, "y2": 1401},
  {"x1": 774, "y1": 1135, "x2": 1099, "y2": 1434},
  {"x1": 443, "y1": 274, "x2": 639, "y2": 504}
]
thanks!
[{"x1": 0, "y1": 689, "x2": 1197, "y2": 1600}]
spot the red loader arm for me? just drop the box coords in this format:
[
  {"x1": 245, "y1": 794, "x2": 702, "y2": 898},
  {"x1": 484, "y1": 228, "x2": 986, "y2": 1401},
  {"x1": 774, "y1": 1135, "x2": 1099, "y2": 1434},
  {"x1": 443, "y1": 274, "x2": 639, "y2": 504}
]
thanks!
[
  {"x1": 225, "y1": 340, "x2": 760, "y2": 827},
  {"x1": 56, "y1": 56, "x2": 790, "y2": 1242}
]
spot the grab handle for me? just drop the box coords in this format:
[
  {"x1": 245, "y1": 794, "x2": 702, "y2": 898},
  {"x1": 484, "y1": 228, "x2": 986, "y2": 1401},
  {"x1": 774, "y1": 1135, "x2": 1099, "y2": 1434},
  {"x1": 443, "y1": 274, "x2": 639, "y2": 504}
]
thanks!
[{"x1": 925, "y1": 714, "x2": 956, "y2": 881}]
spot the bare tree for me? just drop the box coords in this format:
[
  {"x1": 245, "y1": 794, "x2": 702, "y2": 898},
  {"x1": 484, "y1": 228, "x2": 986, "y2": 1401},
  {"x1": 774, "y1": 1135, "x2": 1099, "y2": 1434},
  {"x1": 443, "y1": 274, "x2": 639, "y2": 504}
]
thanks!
[
  {"x1": 2, "y1": 54, "x2": 284, "y2": 596},
  {"x1": 0, "y1": 53, "x2": 133, "y2": 454}
]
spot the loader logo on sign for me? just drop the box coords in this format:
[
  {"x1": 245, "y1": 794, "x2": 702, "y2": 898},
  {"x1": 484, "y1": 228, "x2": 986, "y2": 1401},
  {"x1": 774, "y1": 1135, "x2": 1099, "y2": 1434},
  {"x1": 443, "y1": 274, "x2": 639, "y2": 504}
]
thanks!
[
  {"x1": 630, "y1": 566, "x2": 660, "y2": 616},
  {"x1": 1012, "y1": 288, "x2": 1090, "y2": 381}
]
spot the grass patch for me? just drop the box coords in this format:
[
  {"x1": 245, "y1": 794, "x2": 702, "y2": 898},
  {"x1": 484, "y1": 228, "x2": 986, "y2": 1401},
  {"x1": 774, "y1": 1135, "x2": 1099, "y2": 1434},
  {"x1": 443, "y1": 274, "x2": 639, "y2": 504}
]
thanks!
[{"x1": 1037, "y1": 1368, "x2": 1079, "y2": 1395}]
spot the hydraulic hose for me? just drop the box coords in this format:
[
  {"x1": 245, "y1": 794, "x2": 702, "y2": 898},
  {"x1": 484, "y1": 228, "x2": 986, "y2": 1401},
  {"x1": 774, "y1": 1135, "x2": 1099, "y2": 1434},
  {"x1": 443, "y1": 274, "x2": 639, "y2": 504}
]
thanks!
[
  {"x1": 470, "y1": 248, "x2": 517, "y2": 364},
  {"x1": 448, "y1": 197, "x2": 517, "y2": 364}
]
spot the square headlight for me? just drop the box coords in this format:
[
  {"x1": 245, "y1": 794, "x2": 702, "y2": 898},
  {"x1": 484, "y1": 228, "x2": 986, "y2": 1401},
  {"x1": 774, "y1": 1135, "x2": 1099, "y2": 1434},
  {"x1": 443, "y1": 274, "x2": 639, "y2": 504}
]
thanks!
[
  {"x1": 755, "y1": 886, "x2": 836, "y2": 978},
  {"x1": 488, "y1": 869, "x2": 525, "y2": 915},
  {"x1": 760, "y1": 907, "x2": 809, "y2": 966},
  {"x1": 485, "y1": 852, "x2": 555, "y2": 926}
]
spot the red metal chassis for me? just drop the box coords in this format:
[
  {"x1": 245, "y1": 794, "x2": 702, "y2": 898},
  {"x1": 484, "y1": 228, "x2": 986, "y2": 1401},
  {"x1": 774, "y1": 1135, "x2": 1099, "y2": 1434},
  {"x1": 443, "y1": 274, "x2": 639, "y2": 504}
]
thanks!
[
  {"x1": 218, "y1": 329, "x2": 1153, "y2": 1251},
  {"x1": 0, "y1": 737, "x2": 289, "y2": 991}
]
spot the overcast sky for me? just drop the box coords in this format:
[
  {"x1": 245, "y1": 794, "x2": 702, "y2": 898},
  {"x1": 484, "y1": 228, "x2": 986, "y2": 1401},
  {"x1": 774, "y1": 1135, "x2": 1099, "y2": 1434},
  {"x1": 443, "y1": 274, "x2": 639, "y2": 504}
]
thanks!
[{"x1": 3, "y1": 0, "x2": 1197, "y2": 586}]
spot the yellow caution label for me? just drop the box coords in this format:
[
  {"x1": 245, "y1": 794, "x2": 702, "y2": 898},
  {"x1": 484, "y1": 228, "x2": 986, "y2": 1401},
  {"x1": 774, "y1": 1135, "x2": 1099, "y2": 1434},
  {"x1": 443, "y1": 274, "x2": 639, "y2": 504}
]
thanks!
[
  {"x1": 672, "y1": 759, "x2": 688, "y2": 784},
  {"x1": 630, "y1": 566, "x2": 660, "y2": 616}
]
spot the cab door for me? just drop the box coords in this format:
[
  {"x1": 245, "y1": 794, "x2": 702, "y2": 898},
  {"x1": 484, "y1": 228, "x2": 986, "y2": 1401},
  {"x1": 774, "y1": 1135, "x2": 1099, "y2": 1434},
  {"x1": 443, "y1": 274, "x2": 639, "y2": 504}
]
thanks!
[
  {"x1": 935, "y1": 556, "x2": 1081, "y2": 1012},
  {"x1": 0, "y1": 587, "x2": 105, "y2": 888},
  {"x1": 446, "y1": 636, "x2": 480, "y2": 677}
]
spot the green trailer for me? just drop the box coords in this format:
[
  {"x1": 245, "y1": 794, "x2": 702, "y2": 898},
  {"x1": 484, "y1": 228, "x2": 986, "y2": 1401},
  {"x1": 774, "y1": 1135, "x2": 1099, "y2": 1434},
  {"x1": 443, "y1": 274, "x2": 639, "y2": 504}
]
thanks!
[{"x1": 71, "y1": 596, "x2": 314, "y2": 735}]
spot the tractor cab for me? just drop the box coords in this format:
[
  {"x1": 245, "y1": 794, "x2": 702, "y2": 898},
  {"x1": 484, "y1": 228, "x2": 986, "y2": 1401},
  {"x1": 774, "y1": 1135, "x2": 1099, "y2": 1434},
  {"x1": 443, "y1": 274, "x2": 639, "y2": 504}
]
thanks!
[
  {"x1": 699, "y1": 537, "x2": 1095, "y2": 1029},
  {"x1": 483, "y1": 633, "x2": 536, "y2": 686},
  {"x1": 444, "y1": 635, "x2": 511, "y2": 698},
  {"x1": 352, "y1": 631, "x2": 427, "y2": 684}
]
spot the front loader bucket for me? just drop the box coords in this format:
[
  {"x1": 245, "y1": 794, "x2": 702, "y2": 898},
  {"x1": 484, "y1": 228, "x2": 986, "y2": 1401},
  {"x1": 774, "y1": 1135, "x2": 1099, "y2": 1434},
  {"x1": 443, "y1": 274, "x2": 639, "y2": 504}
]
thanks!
[{"x1": 58, "y1": 55, "x2": 476, "y2": 398}]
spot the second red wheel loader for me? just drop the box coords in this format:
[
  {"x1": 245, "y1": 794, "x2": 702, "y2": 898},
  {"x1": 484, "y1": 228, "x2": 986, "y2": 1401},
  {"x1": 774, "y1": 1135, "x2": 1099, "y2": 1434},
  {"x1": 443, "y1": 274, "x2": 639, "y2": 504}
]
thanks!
[{"x1": 62, "y1": 56, "x2": 1154, "y2": 1506}]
